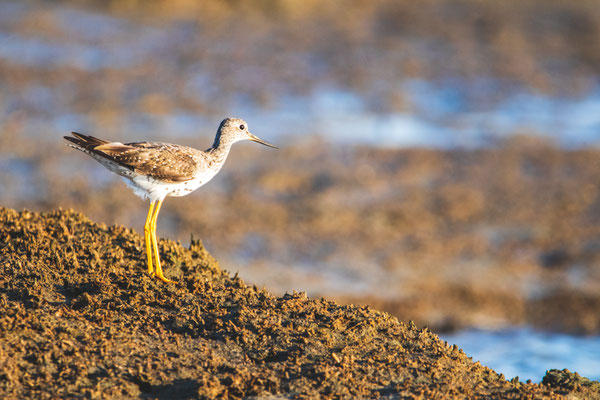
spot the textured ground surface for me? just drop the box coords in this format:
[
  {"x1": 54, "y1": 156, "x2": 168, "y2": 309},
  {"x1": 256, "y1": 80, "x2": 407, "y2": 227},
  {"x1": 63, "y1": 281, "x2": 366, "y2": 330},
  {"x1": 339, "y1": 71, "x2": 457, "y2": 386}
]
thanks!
[{"x1": 0, "y1": 207, "x2": 599, "y2": 399}]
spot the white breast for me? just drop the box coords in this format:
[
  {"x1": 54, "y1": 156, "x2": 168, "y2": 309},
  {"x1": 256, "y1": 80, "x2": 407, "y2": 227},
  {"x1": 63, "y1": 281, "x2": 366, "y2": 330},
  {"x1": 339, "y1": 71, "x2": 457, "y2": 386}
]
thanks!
[{"x1": 124, "y1": 164, "x2": 223, "y2": 202}]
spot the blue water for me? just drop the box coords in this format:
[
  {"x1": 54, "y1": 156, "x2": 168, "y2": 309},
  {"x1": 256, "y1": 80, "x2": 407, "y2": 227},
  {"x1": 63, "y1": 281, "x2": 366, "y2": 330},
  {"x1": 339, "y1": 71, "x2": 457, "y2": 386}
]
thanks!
[
  {"x1": 441, "y1": 328, "x2": 600, "y2": 382},
  {"x1": 10, "y1": 83, "x2": 600, "y2": 149},
  {"x1": 232, "y1": 86, "x2": 600, "y2": 148}
]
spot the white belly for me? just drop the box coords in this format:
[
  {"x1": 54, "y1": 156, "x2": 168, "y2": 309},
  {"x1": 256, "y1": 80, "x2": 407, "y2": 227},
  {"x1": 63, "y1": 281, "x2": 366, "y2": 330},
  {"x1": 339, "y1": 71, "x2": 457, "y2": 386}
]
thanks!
[{"x1": 124, "y1": 168, "x2": 220, "y2": 202}]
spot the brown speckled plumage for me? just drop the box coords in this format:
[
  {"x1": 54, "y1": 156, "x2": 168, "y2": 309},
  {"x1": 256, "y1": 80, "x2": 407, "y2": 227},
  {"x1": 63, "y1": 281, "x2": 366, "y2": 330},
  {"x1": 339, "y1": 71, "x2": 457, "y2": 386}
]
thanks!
[
  {"x1": 64, "y1": 117, "x2": 277, "y2": 201},
  {"x1": 67, "y1": 134, "x2": 202, "y2": 183}
]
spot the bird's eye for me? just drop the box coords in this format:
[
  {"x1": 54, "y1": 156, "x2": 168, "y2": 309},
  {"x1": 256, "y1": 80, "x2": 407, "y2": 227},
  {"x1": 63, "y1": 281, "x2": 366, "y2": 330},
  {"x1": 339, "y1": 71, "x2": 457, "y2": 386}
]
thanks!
[{"x1": 239, "y1": 124, "x2": 245, "y2": 130}]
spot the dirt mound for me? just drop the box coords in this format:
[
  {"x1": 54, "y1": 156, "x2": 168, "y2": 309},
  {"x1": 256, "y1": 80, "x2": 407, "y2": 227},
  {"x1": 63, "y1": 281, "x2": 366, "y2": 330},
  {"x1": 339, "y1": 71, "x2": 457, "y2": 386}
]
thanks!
[{"x1": 0, "y1": 207, "x2": 597, "y2": 399}]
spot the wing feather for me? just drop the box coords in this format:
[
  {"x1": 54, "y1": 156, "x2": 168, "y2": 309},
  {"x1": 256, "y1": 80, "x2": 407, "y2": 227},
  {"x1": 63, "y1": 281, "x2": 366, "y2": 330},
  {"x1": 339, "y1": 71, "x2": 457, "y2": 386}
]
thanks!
[{"x1": 64, "y1": 133, "x2": 200, "y2": 183}]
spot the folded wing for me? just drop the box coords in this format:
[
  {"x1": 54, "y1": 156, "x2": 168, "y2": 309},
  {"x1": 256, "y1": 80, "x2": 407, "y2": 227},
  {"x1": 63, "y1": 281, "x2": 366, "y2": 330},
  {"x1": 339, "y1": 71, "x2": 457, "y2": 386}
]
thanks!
[{"x1": 64, "y1": 132, "x2": 199, "y2": 183}]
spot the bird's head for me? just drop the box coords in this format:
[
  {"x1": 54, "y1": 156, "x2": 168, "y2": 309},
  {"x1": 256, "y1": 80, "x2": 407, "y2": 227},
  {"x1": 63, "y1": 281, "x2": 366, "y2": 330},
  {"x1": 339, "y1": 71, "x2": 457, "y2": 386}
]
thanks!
[{"x1": 216, "y1": 117, "x2": 278, "y2": 149}]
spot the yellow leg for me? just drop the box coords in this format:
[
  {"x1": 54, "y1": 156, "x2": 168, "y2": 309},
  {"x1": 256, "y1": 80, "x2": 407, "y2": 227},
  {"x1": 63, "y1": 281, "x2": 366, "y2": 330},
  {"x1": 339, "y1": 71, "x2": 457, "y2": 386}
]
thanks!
[
  {"x1": 149, "y1": 199, "x2": 176, "y2": 283},
  {"x1": 144, "y1": 201, "x2": 156, "y2": 275}
]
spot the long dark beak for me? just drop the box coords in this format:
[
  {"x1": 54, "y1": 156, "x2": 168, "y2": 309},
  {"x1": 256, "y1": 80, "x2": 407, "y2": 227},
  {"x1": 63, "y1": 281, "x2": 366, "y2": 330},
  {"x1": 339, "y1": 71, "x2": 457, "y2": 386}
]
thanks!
[{"x1": 248, "y1": 132, "x2": 278, "y2": 149}]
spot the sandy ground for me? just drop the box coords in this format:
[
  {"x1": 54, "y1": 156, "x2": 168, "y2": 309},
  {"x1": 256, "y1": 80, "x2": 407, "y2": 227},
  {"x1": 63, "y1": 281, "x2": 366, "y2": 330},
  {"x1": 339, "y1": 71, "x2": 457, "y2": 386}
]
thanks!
[{"x1": 0, "y1": 207, "x2": 598, "y2": 399}]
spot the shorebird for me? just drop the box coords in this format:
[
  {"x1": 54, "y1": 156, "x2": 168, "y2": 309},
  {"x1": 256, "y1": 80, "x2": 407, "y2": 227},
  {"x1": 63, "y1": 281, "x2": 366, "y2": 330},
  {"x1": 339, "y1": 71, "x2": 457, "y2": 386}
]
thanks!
[{"x1": 64, "y1": 117, "x2": 277, "y2": 283}]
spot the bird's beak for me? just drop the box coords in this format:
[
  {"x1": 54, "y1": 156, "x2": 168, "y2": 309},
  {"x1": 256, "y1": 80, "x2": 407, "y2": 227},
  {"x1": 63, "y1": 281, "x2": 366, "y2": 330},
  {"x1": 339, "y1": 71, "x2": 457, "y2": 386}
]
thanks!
[{"x1": 248, "y1": 132, "x2": 278, "y2": 149}]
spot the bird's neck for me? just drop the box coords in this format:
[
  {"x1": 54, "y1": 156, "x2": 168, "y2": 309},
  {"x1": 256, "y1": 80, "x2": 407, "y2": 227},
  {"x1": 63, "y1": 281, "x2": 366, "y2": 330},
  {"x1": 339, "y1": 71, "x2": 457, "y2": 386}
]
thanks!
[{"x1": 207, "y1": 133, "x2": 235, "y2": 163}]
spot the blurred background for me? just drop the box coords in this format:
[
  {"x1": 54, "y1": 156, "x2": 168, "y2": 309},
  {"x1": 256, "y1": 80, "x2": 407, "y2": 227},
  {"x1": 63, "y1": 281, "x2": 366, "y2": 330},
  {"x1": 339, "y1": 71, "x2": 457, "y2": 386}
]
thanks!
[{"x1": 1, "y1": 0, "x2": 600, "y2": 381}]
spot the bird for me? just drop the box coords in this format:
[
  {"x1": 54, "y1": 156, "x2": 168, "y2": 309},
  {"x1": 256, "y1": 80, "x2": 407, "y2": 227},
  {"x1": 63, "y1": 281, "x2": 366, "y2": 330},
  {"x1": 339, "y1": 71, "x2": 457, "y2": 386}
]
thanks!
[{"x1": 64, "y1": 117, "x2": 277, "y2": 283}]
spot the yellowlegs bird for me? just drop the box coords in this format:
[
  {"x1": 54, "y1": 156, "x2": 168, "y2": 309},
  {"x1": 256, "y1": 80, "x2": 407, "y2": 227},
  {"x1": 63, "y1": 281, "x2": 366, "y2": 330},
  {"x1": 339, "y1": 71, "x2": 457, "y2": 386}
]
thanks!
[{"x1": 64, "y1": 117, "x2": 277, "y2": 283}]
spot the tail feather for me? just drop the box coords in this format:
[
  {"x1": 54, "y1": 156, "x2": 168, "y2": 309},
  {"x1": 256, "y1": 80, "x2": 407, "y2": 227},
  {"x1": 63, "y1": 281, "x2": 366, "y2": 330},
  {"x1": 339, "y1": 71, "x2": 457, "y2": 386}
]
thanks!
[
  {"x1": 70, "y1": 132, "x2": 108, "y2": 145},
  {"x1": 64, "y1": 132, "x2": 109, "y2": 152}
]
